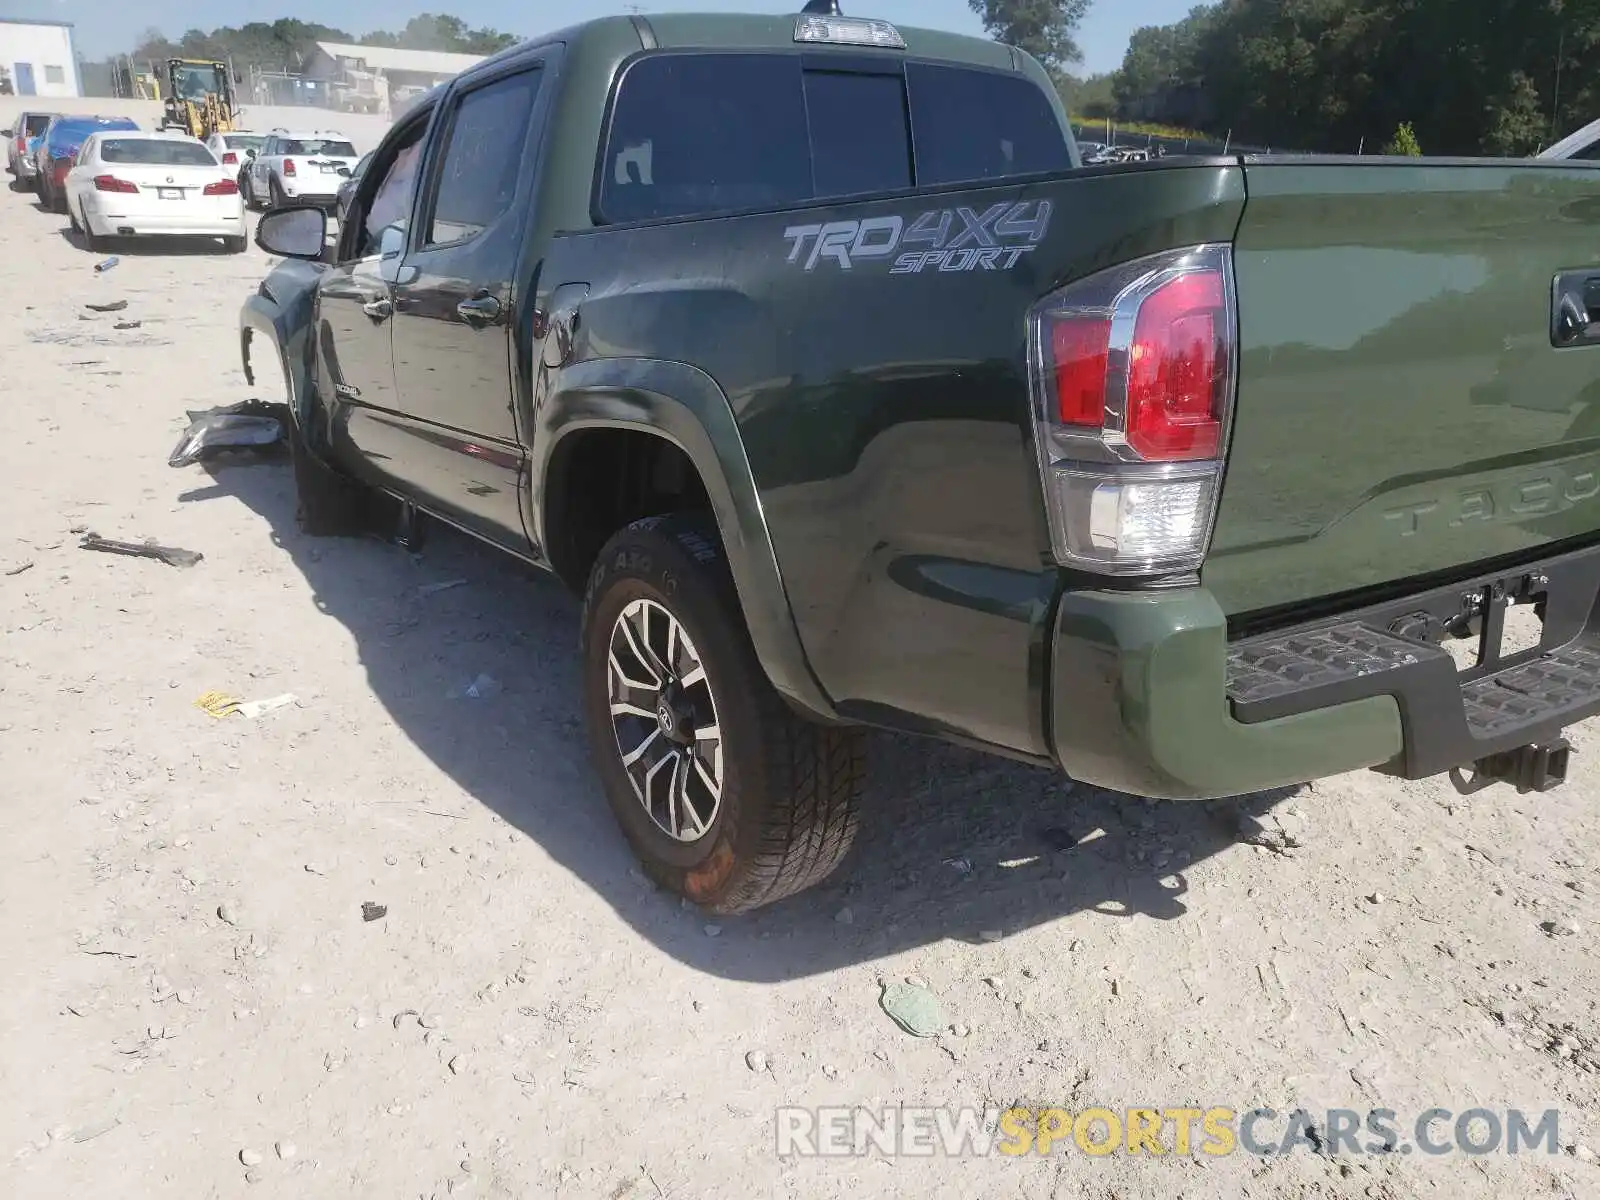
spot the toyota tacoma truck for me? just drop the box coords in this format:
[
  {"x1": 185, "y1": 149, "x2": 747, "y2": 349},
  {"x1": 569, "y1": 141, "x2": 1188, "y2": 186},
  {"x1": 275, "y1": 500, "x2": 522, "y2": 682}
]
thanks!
[{"x1": 239, "y1": 5, "x2": 1600, "y2": 914}]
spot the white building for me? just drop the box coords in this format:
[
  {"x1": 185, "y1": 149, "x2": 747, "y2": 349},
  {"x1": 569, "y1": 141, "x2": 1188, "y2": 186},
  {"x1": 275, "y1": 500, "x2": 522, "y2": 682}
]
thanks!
[{"x1": 0, "y1": 18, "x2": 81, "y2": 98}]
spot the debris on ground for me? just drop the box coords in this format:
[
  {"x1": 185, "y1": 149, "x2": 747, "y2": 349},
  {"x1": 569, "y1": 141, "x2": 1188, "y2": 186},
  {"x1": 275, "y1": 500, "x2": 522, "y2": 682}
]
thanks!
[
  {"x1": 113, "y1": 320, "x2": 141, "y2": 331},
  {"x1": 193, "y1": 691, "x2": 298, "y2": 720},
  {"x1": 93, "y1": 256, "x2": 120, "y2": 273},
  {"x1": 942, "y1": 856, "x2": 974, "y2": 875},
  {"x1": 84, "y1": 300, "x2": 128, "y2": 313},
  {"x1": 4, "y1": 559, "x2": 33, "y2": 576},
  {"x1": 744, "y1": 1050, "x2": 769, "y2": 1073},
  {"x1": 168, "y1": 401, "x2": 289, "y2": 469},
  {"x1": 447, "y1": 673, "x2": 501, "y2": 700},
  {"x1": 361, "y1": 902, "x2": 387, "y2": 923},
  {"x1": 880, "y1": 980, "x2": 946, "y2": 1038},
  {"x1": 415, "y1": 579, "x2": 468, "y2": 597},
  {"x1": 79, "y1": 531, "x2": 202, "y2": 568}
]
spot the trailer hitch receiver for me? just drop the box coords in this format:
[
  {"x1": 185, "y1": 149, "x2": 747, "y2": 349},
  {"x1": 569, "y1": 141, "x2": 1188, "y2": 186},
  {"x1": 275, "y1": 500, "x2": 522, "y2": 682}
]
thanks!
[{"x1": 1461, "y1": 738, "x2": 1572, "y2": 795}]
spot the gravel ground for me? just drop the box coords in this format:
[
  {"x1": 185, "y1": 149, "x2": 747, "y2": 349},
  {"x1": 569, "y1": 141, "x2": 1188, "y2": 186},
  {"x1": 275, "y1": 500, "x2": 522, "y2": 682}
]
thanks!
[{"x1": 0, "y1": 168, "x2": 1597, "y2": 1200}]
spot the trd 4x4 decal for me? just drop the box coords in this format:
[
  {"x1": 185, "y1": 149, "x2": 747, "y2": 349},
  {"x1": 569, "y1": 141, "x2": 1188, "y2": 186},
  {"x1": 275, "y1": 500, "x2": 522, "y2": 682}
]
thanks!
[{"x1": 782, "y1": 200, "x2": 1053, "y2": 274}]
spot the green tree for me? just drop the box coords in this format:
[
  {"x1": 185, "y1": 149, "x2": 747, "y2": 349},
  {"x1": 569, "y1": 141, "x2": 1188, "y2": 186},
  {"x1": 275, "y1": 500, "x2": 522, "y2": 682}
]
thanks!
[
  {"x1": 1382, "y1": 121, "x2": 1422, "y2": 156},
  {"x1": 967, "y1": 0, "x2": 1093, "y2": 74}
]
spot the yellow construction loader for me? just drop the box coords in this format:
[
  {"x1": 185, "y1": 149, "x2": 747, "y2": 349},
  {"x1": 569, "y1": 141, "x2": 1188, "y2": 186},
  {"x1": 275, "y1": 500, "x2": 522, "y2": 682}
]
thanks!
[{"x1": 159, "y1": 59, "x2": 238, "y2": 139}]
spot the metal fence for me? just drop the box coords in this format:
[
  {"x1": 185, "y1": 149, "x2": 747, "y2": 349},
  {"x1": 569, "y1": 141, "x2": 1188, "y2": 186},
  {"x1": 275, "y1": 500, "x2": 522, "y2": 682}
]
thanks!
[{"x1": 1070, "y1": 122, "x2": 1291, "y2": 158}]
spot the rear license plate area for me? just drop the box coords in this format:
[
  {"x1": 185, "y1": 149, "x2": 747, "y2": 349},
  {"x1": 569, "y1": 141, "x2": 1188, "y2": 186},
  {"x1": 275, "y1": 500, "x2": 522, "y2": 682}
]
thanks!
[{"x1": 157, "y1": 187, "x2": 182, "y2": 200}]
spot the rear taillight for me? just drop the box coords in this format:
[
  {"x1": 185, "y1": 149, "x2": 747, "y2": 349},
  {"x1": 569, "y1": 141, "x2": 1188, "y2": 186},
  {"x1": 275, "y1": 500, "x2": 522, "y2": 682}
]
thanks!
[
  {"x1": 1027, "y1": 244, "x2": 1236, "y2": 576},
  {"x1": 93, "y1": 174, "x2": 139, "y2": 193},
  {"x1": 282, "y1": 158, "x2": 296, "y2": 176},
  {"x1": 222, "y1": 151, "x2": 237, "y2": 165},
  {"x1": 203, "y1": 179, "x2": 239, "y2": 195},
  {"x1": 12, "y1": 135, "x2": 22, "y2": 155}
]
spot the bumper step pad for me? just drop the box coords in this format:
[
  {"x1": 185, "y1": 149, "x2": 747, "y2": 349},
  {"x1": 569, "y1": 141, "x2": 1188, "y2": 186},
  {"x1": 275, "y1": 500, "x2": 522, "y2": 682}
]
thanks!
[
  {"x1": 1226, "y1": 623, "x2": 1437, "y2": 710},
  {"x1": 1461, "y1": 641, "x2": 1600, "y2": 737}
]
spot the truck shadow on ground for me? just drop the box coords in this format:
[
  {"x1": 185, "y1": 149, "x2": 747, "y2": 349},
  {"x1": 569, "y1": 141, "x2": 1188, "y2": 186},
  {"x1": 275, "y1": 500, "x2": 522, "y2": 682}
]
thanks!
[{"x1": 182, "y1": 452, "x2": 1303, "y2": 983}]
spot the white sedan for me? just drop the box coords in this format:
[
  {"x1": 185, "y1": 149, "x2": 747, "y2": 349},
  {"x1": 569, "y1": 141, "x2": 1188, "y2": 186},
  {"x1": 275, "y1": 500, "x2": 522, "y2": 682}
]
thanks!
[{"x1": 64, "y1": 131, "x2": 247, "y2": 253}]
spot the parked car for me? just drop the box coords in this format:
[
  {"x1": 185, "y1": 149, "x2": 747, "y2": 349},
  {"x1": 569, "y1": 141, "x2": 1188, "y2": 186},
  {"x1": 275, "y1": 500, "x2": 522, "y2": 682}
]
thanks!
[
  {"x1": 203, "y1": 130, "x2": 266, "y2": 170},
  {"x1": 243, "y1": 129, "x2": 360, "y2": 211},
  {"x1": 3, "y1": 110, "x2": 54, "y2": 187},
  {"x1": 34, "y1": 115, "x2": 140, "y2": 211},
  {"x1": 334, "y1": 150, "x2": 372, "y2": 225},
  {"x1": 244, "y1": 10, "x2": 1600, "y2": 915},
  {"x1": 64, "y1": 130, "x2": 245, "y2": 253}
]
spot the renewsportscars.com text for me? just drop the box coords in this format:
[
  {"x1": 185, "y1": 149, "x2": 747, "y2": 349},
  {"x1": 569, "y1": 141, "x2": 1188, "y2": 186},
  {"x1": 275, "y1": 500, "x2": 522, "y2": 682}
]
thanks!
[{"x1": 774, "y1": 1105, "x2": 1562, "y2": 1159}]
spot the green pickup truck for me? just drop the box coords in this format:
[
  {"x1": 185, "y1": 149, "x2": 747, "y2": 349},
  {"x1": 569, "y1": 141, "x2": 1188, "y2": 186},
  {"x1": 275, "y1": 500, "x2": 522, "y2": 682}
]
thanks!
[{"x1": 241, "y1": 5, "x2": 1600, "y2": 913}]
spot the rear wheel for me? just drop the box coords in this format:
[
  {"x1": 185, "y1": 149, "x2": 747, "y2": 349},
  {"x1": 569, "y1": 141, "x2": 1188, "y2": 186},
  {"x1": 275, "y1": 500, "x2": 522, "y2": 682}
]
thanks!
[
  {"x1": 81, "y1": 204, "x2": 106, "y2": 252},
  {"x1": 269, "y1": 177, "x2": 287, "y2": 209},
  {"x1": 581, "y1": 514, "x2": 866, "y2": 914},
  {"x1": 223, "y1": 235, "x2": 246, "y2": 254}
]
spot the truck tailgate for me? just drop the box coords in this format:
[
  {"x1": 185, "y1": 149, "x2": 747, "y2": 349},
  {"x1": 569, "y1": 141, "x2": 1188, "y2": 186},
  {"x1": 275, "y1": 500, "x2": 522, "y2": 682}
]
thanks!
[{"x1": 1205, "y1": 161, "x2": 1600, "y2": 618}]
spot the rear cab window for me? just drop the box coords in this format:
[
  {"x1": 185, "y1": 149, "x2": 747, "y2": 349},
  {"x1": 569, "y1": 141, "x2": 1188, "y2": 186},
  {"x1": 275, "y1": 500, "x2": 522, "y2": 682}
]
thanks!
[
  {"x1": 596, "y1": 50, "x2": 1070, "y2": 224},
  {"x1": 24, "y1": 114, "x2": 52, "y2": 137}
]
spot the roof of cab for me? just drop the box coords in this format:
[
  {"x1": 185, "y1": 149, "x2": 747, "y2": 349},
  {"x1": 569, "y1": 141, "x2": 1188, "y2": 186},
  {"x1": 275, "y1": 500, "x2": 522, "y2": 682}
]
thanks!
[{"x1": 476, "y1": 11, "x2": 1023, "y2": 75}]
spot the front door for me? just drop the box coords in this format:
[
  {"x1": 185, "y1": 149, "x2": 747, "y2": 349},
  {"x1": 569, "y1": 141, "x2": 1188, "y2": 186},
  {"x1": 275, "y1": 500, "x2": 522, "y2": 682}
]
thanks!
[
  {"x1": 15, "y1": 63, "x2": 34, "y2": 96},
  {"x1": 312, "y1": 118, "x2": 432, "y2": 493},
  {"x1": 387, "y1": 61, "x2": 550, "y2": 548}
]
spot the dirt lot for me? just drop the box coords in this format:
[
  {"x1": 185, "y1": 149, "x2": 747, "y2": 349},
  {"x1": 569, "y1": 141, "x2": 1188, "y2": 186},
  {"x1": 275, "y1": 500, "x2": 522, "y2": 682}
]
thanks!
[{"x1": 1, "y1": 170, "x2": 1597, "y2": 1200}]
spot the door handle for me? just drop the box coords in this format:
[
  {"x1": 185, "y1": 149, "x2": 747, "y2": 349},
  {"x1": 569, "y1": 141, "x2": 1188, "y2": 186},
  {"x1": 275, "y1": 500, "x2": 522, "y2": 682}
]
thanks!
[
  {"x1": 456, "y1": 294, "x2": 501, "y2": 325},
  {"x1": 362, "y1": 296, "x2": 392, "y2": 321}
]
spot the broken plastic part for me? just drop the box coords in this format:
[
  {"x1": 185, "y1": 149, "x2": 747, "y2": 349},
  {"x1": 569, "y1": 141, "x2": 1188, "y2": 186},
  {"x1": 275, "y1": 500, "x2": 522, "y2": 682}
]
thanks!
[{"x1": 168, "y1": 400, "x2": 289, "y2": 468}]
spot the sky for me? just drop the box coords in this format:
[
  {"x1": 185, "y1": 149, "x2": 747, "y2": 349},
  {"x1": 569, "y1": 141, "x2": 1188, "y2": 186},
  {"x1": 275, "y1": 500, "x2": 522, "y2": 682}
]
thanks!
[{"x1": 11, "y1": 0, "x2": 1192, "y2": 75}]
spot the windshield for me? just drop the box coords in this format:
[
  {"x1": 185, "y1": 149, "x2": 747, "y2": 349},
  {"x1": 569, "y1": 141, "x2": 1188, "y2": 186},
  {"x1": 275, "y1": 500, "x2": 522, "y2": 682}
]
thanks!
[
  {"x1": 172, "y1": 62, "x2": 226, "y2": 100},
  {"x1": 100, "y1": 138, "x2": 219, "y2": 166},
  {"x1": 280, "y1": 139, "x2": 357, "y2": 157},
  {"x1": 225, "y1": 135, "x2": 265, "y2": 151}
]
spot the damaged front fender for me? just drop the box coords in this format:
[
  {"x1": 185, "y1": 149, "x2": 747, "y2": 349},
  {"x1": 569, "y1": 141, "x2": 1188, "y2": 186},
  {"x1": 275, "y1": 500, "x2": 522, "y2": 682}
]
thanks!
[{"x1": 239, "y1": 258, "x2": 324, "y2": 442}]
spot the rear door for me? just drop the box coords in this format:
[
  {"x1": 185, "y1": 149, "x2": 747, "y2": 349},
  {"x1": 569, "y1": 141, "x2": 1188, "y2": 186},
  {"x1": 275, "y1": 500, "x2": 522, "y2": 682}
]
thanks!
[
  {"x1": 386, "y1": 57, "x2": 553, "y2": 546},
  {"x1": 1206, "y1": 160, "x2": 1600, "y2": 618}
]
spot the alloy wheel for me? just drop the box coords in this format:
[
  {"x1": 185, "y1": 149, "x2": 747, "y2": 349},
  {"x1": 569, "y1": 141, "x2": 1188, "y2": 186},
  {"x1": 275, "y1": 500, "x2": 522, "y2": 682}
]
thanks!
[{"x1": 606, "y1": 598, "x2": 724, "y2": 842}]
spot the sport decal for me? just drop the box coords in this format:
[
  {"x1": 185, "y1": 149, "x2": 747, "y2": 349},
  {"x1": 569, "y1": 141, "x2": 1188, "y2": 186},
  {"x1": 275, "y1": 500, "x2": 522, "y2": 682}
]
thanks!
[{"x1": 782, "y1": 200, "x2": 1053, "y2": 275}]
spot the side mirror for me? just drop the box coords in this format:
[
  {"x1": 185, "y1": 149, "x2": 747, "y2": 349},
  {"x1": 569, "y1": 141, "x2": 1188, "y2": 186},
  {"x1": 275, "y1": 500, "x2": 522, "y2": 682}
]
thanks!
[
  {"x1": 0, "y1": 129, "x2": 11, "y2": 139},
  {"x1": 256, "y1": 205, "x2": 327, "y2": 260},
  {"x1": 336, "y1": 166, "x2": 352, "y2": 177},
  {"x1": 245, "y1": 148, "x2": 257, "y2": 159}
]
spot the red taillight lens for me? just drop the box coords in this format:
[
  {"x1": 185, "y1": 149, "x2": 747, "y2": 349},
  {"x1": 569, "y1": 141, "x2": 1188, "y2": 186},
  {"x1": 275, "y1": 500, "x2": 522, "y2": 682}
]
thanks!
[
  {"x1": 282, "y1": 158, "x2": 296, "y2": 176},
  {"x1": 93, "y1": 174, "x2": 139, "y2": 193},
  {"x1": 1050, "y1": 319, "x2": 1112, "y2": 427},
  {"x1": 203, "y1": 179, "x2": 239, "y2": 195},
  {"x1": 1125, "y1": 269, "x2": 1225, "y2": 462},
  {"x1": 222, "y1": 151, "x2": 237, "y2": 165}
]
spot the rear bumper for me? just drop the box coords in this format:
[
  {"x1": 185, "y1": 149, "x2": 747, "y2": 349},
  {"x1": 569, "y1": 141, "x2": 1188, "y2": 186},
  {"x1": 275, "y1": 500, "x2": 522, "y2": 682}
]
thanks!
[
  {"x1": 86, "y1": 208, "x2": 244, "y2": 238},
  {"x1": 1050, "y1": 544, "x2": 1600, "y2": 799}
]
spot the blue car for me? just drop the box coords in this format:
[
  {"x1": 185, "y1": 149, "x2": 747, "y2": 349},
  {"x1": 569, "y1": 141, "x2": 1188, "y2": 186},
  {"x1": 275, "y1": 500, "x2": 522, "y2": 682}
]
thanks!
[{"x1": 33, "y1": 115, "x2": 140, "y2": 212}]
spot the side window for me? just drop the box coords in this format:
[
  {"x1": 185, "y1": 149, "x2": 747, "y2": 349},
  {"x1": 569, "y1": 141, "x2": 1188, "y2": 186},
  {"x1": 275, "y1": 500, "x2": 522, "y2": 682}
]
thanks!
[
  {"x1": 803, "y1": 69, "x2": 911, "y2": 198},
  {"x1": 351, "y1": 119, "x2": 430, "y2": 260},
  {"x1": 423, "y1": 69, "x2": 542, "y2": 247},
  {"x1": 1573, "y1": 139, "x2": 1600, "y2": 162},
  {"x1": 906, "y1": 63, "x2": 1071, "y2": 185},
  {"x1": 599, "y1": 54, "x2": 811, "y2": 224}
]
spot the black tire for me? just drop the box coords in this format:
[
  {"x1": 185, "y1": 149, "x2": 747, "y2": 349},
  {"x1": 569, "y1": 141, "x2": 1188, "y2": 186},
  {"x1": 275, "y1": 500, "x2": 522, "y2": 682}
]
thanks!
[
  {"x1": 81, "y1": 204, "x2": 106, "y2": 252},
  {"x1": 269, "y1": 176, "x2": 287, "y2": 209},
  {"x1": 581, "y1": 514, "x2": 865, "y2": 914},
  {"x1": 223, "y1": 235, "x2": 246, "y2": 254},
  {"x1": 68, "y1": 203, "x2": 80, "y2": 233}
]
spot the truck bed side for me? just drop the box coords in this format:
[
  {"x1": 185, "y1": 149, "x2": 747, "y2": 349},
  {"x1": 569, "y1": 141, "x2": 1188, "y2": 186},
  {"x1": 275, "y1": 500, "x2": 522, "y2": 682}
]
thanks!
[{"x1": 540, "y1": 162, "x2": 1243, "y2": 757}]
